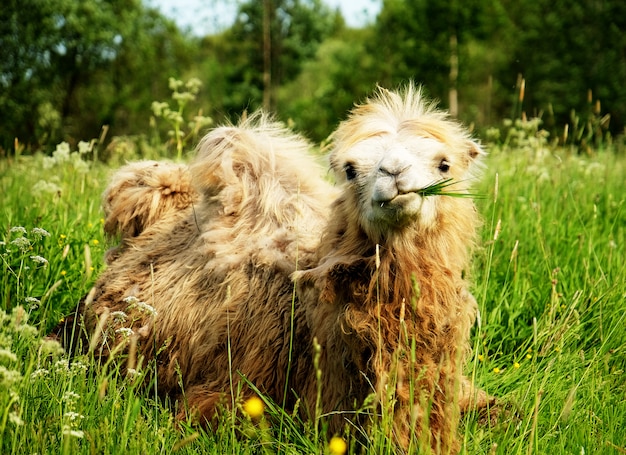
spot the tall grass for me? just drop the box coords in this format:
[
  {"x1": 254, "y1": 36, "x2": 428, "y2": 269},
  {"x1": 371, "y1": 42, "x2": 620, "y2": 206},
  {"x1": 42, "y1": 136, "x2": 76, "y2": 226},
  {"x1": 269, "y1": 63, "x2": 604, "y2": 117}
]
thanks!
[
  {"x1": 0, "y1": 123, "x2": 624, "y2": 453},
  {"x1": 463, "y1": 124, "x2": 625, "y2": 453}
]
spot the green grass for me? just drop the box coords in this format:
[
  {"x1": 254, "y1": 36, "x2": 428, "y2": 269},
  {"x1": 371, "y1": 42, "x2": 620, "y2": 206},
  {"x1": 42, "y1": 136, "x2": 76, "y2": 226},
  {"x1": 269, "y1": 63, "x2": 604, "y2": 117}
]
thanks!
[{"x1": 1, "y1": 136, "x2": 625, "y2": 453}]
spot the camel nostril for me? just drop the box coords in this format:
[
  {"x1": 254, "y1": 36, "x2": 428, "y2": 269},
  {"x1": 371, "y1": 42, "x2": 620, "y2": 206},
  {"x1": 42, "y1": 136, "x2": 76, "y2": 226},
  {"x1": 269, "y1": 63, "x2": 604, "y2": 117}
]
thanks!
[{"x1": 378, "y1": 163, "x2": 411, "y2": 178}]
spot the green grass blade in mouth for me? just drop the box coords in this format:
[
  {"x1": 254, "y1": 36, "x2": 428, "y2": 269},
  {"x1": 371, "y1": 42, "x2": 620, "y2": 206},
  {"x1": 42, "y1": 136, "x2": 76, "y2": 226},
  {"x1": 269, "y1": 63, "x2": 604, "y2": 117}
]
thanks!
[{"x1": 417, "y1": 178, "x2": 483, "y2": 198}]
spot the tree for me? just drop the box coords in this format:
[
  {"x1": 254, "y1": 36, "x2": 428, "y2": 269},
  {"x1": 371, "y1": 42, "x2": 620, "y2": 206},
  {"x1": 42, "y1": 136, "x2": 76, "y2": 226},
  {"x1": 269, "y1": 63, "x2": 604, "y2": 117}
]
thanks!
[
  {"x1": 278, "y1": 30, "x2": 376, "y2": 142},
  {"x1": 366, "y1": 0, "x2": 511, "y2": 124},
  {"x1": 0, "y1": 0, "x2": 196, "y2": 151},
  {"x1": 202, "y1": 0, "x2": 340, "y2": 116},
  {"x1": 502, "y1": 0, "x2": 626, "y2": 139}
]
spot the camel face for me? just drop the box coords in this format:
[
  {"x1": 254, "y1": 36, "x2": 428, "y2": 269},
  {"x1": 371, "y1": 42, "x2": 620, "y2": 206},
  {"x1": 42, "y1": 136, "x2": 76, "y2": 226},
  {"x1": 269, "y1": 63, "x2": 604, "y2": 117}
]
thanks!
[{"x1": 339, "y1": 133, "x2": 457, "y2": 230}]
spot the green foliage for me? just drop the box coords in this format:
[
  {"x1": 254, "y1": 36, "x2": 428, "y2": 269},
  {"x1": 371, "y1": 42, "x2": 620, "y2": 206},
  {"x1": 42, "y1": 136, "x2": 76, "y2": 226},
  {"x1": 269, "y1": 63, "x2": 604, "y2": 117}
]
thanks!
[
  {"x1": 151, "y1": 77, "x2": 213, "y2": 161},
  {"x1": 0, "y1": 150, "x2": 106, "y2": 327},
  {"x1": 278, "y1": 31, "x2": 376, "y2": 142},
  {"x1": 501, "y1": 0, "x2": 626, "y2": 140},
  {"x1": 0, "y1": 0, "x2": 196, "y2": 151},
  {"x1": 200, "y1": 0, "x2": 340, "y2": 117},
  {"x1": 463, "y1": 143, "x2": 625, "y2": 453},
  {"x1": 3, "y1": 0, "x2": 625, "y2": 153}
]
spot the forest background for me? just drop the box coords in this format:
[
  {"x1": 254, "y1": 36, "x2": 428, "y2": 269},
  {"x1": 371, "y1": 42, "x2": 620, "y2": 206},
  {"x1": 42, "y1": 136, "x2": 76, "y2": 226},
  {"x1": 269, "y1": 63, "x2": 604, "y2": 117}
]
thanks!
[{"x1": 1, "y1": 0, "x2": 625, "y2": 155}]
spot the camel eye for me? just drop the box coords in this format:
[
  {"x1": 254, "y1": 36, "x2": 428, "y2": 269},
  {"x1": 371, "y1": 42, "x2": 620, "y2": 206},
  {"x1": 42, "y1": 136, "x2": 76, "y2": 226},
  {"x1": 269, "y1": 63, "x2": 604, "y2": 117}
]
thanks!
[
  {"x1": 438, "y1": 159, "x2": 450, "y2": 173},
  {"x1": 344, "y1": 163, "x2": 357, "y2": 181}
]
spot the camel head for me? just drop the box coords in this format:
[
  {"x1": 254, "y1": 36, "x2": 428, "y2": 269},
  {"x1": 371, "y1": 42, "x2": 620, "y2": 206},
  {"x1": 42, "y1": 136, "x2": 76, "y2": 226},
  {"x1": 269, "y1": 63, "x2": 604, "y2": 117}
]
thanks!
[{"x1": 329, "y1": 84, "x2": 484, "y2": 244}]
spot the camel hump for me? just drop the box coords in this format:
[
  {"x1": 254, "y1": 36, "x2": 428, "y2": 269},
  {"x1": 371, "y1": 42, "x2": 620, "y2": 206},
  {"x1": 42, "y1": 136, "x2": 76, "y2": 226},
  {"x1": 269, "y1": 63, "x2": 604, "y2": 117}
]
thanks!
[
  {"x1": 190, "y1": 111, "x2": 329, "y2": 198},
  {"x1": 189, "y1": 111, "x2": 336, "y2": 235},
  {"x1": 102, "y1": 160, "x2": 198, "y2": 240}
]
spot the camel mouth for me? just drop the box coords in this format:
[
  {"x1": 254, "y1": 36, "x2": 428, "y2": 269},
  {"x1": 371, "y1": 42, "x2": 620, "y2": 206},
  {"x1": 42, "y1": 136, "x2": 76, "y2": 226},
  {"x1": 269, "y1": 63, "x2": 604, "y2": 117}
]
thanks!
[
  {"x1": 372, "y1": 192, "x2": 424, "y2": 222},
  {"x1": 374, "y1": 191, "x2": 421, "y2": 207}
]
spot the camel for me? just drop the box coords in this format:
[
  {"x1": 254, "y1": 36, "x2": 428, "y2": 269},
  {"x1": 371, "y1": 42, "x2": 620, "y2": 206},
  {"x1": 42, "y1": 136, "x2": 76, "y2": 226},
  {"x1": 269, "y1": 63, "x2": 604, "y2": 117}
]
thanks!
[{"x1": 60, "y1": 84, "x2": 488, "y2": 453}]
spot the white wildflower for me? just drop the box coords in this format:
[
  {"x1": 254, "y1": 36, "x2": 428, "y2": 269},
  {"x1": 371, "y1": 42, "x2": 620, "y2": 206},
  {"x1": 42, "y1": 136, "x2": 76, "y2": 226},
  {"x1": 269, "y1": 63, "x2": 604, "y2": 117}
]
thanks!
[
  {"x1": 168, "y1": 77, "x2": 184, "y2": 91},
  {"x1": 115, "y1": 327, "x2": 134, "y2": 338},
  {"x1": 185, "y1": 77, "x2": 203, "y2": 93},
  {"x1": 127, "y1": 368, "x2": 140, "y2": 378},
  {"x1": 32, "y1": 180, "x2": 62, "y2": 195},
  {"x1": 9, "y1": 412, "x2": 24, "y2": 426},
  {"x1": 31, "y1": 227, "x2": 51, "y2": 239},
  {"x1": 31, "y1": 368, "x2": 50, "y2": 379},
  {"x1": 64, "y1": 411, "x2": 84, "y2": 421},
  {"x1": 69, "y1": 360, "x2": 88, "y2": 374},
  {"x1": 77, "y1": 141, "x2": 91, "y2": 155},
  {"x1": 62, "y1": 425, "x2": 84, "y2": 439},
  {"x1": 54, "y1": 360, "x2": 70, "y2": 373},
  {"x1": 11, "y1": 237, "x2": 30, "y2": 252},
  {"x1": 30, "y1": 255, "x2": 49, "y2": 266},
  {"x1": 10, "y1": 226, "x2": 27, "y2": 235},
  {"x1": 151, "y1": 101, "x2": 170, "y2": 117},
  {"x1": 124, "y1": 296, "x2": 158, "y2": 317},
  {"x1": 62, "y1": 390, "x2": 80, "y2": 403},
  {"x1": 111, "y1": 311, "x2": 128, "y2": 322},
  {"x1": 0, "y1": 365, "x2": 23, "y2": 386},
  {"x1": 25, "y1": 297, "x2": 40, "y2": 311},
  {"x1": 172, "y1": 91, "x2": 195, "y2": 103},
  {"x1": 135, "y1": 301, "x2": 158, "y2": 317},
  {"x1": 0, "y1": 348, "x2": 18, "y2": 363},
  {"x1": 53, "y1": 142, "x2": 71, "y2": 162}
]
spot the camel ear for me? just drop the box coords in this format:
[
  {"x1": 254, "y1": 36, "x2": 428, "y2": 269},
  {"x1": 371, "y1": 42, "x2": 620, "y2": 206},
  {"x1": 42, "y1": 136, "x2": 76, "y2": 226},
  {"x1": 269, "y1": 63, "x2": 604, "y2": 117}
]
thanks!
[{"x1": 468, "y1": 140, "x2": 483, "y2": 161}]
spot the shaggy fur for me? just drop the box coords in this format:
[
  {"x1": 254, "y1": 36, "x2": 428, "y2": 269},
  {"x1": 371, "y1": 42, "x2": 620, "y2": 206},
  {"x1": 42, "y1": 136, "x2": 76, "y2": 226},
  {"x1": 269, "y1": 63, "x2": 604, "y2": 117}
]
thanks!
[
  {"x1": 101, "y1": 160, "x2": 199, "y2": 264},
  {"x1": 64, "y1": 85, "x2": 487, "y2": 453}
]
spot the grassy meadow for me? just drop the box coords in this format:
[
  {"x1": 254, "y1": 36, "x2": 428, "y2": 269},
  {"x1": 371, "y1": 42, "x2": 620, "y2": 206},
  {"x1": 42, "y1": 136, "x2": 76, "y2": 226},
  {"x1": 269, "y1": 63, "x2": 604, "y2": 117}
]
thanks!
[{"x1": 0, "y1": 118, "x2": 624, "y2": 454}]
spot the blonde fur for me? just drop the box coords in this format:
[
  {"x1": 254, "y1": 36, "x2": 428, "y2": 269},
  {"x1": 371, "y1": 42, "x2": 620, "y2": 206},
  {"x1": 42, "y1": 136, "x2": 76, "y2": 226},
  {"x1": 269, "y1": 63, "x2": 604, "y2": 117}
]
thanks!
[
  {"x1": 67, "y1": 86, "x2": 487, "y2": 454},
  {"x1": 101, "y1": 160, "x2": 199, "y2": 263}
]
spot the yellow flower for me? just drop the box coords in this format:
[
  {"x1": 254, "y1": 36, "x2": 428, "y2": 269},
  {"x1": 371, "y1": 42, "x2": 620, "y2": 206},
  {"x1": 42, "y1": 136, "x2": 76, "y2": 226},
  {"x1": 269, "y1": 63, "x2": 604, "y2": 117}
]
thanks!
[
  {"x1": 514, "y1": 362, "x2": 520, "y2": 369},
  {"x1": 493, "y1": 367, "x2": 501, "y2": 374},
  {"x1": 92, "y1": 239, "x2": 99, "y2": 246},
  {"x1": 243, "y1": 396, "x2": 264, "y2": 418},
  {"x1": 478, "y1": 354, "x2": 485, "y2": 362},
  {"x1": 61, "y1": 270, "x2": 67, "y2": 276},
  {"x1": 329, "y1": 436, "x2": 348, "y2": 455},
  {"x1": 60, "y1": 234, "x2": 67, "y2": 239},
  {"x1": 526, "y1": 354, "x2": 532, "y2": 360}
]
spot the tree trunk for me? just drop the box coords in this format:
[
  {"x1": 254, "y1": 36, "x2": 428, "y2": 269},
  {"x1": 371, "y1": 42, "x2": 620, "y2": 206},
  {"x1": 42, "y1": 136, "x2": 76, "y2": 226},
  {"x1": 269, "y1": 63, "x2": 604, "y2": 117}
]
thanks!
[
  {"x1": 263, "y1": 0, "x2": 272, "y2": 111},
  {"x1": 448, "y1": 33, "x2": 458, "y2": 118}
]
